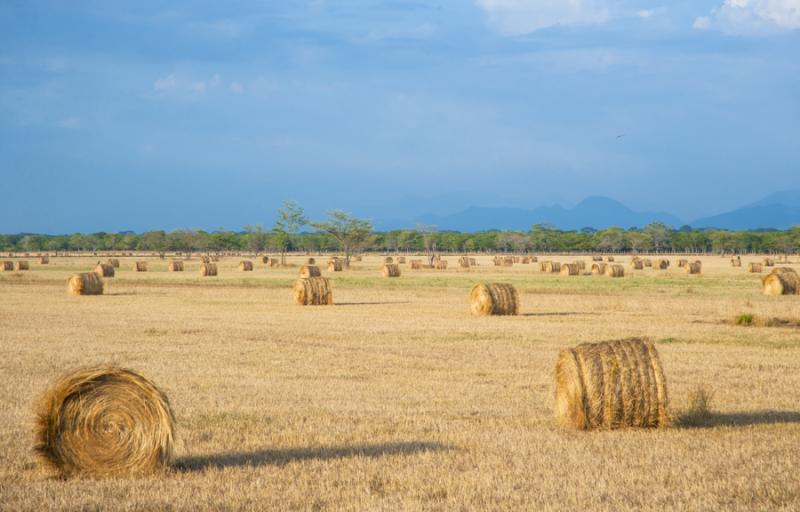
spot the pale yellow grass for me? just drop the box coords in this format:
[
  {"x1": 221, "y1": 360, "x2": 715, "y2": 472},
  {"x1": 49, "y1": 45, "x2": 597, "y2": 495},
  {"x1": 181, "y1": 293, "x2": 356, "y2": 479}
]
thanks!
[{"x1": 0, "y1": 254, "x2": 798, "y2": 511}]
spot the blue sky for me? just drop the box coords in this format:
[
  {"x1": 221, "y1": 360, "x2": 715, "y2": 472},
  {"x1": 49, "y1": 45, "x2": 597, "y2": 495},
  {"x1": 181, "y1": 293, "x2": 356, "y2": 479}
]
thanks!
[{"x1": 1, "y1": 0, "x2": 798, "y2": 233}]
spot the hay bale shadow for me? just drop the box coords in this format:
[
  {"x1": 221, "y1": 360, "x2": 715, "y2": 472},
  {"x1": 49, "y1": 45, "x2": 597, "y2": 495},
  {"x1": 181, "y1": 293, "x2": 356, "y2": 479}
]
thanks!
[
  {"x1": 173, "y1": 441, "x2": 451, "y2": 472},
  {"x1": 676, "y1": 410, "x2": 800, "y2": 429}
]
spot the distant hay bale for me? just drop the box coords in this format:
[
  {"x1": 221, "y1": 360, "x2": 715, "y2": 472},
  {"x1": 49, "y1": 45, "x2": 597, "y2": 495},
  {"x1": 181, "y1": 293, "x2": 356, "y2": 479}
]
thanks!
[
  {"x1": 469, "y1": 283, "x2": 519, "y2": 316},
  {"x1": 642, "y1": 259, "x2": 652, "y2": 267},
  {"x1": 762, "y1": 268, "x2": 799, "y2": 296},
  {"x1": 469, "y1": 257, "x2": 477, "y2": 265},
  {"x1": 629, "y1": 260, "x2": 643, "y2": 270},
  {"x1": 199, "y1": 262, "x2": 217, "y2": 276},
  {"x1": 654, "y1": 259, "x2": 669, "y2": 270},
  {"x1": 16, "y1": 261, "x2": 30, "y2": 271},
  {"x1": 94, "y1": 263, "x2": 115, "y2": 278},
  {"x1": 39, "y1": 256, "x2": 50, "y2": 264},
  {"x1": 134, "y1": 261, "x2": 147, "y2": 272},
  {"x1": 269, "y1": 259, "x2": 280, "y2": 267},
  {"x1": 293, "y1": 277, "x2": 333, "y2": 305},
  {"x1": 606, "y1": 256, "x2": 615, "y2": 262},
  {"x1": 2, "y1": 261, "x2": 13, "y2": 271},
  {"x1": 354, "y1": 255, "x2": 363, "y2": 262},
  {"x1": 299, "y1": 265, "x2": 321, "y2": 278},
  {"x1": 493, "y1": 256, "x2": 502, "y2": 266},
  {"x1": 544, "y1": 261, "x2": 561, "y2": 273},
  {"x1": 458, "y1": 256, "x2": 471, "y2": 268},
  {"x1": 327, "y1": 260, "x2": 343, "y2": 272},
  {"x1": 573, "y1": 260, "x2": 586, "y2": 270},
  {"x1": 34, "y1": 365, "x2": 175, "y2": 478},
  {"x1": 554, "y1": 338, "x2": 668, "y2": 430},
  {"x1": 262, "y1": 256, "x2": 270, "y2": 264},
  {"x1": 384, "y1": 256, "x2": 393, "y2": 264},
  {"x1": 539, "y1": 261, "x2": 548, "y2": 271},
  {"x1": 107, "y1": 258, "x2": 120, "y2": 268},
  {"x1": 306, "y1": 257, "x2": 316, "y2": 265},
  {"x1": 592, "y1": 256, "x2": 603, "y2": 262},
  {"x1": 748, "y1": 262, "x2": 763, "y2": 273},
  {"x1": 763, "y1": 258, "x2": 775, "y2": 267},
  {"x1": 686, "y1": 261, "x2": 702, "y2": 274},
  {"x1": 677, "y1": 259, "x2": 688, "y2": 268},
  {"x1": 239, "y1": 260, "x2": 253, "y2": 271},
  {"x1": 168, "y1": 260, "x2": 184, "y2": 272},
  {"x1": 521, "y1": 257, "x2": 530, "y2": 264},
  {"x1": 410, "y1": 260, "x2": 422, "y2": 269},
  {"x1": 560, "y1": 263, "x2": 580, "y2": 276},
  {"x1": 435, "y1": 260, "x2": 448, "y2": 270},
  {"x1": 731, "y1": 257, "x2": 742, "y2": 267},
  {"x1": 591, "y1": 263, "x2": 607, "y2": 275},
  {"x1": 502, "y1": 256, "x2": 514, "y2": 267},
  {"x1": 200, "y1": 256, "x2": 211, "y2": 264},
  {"x1": 605, "y1": 264, "x2": 625, "y2": 278},
  {"x1": 397, "y1": 256, "x2": 406, "y2": 264},
  {"x1": 67, "y1": 273, "x2": 104, "y2": 296},
  {"x1": 382, "y1": 263, "x2": 401, "y2": 277}
]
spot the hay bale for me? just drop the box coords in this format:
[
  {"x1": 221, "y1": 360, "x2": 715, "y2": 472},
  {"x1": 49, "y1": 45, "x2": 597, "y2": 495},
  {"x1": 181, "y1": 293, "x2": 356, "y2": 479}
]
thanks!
[
  {"x1": 748, "y1": 262, "x2": 763, "y2": 273},
  {"x1": 199, "y1": 262, "x2": 217, "y2": 276},
  {"x1": 592, "y1": 256, "x2": 603, "y2": 262},
  {"x1": 269, "y1": 259, "x2": 280, "y2": 267},
  {"x1": 677, "y1": 259, "x2": 688, "y2": 268},
  {"x1": 763, "y1": 258, "x2": 775, "y2": 267},
  {"x1": 731, "y1": 256, "x2": 742, "y2": 267},
  {"x1": 502, "y1": 256, "x2": 514, "y2": 267},
  {"x1": 293, "y1": 277, "x2": 333, "y2": 305},
  {"x1": 469, "y1": 257, "x2": 478, "y2": 265},
  {"x1": 299, "y1": 265, "x2": 321, "y2": 278},
  {"x1": 39, "y1": 256, "x2": 50, "y2": 264},
  {"x1": 458, "y1": 256, "x2": 471, "y2": 268},
  {"x1": 34, "y1": 366, "x2": 175, "y2": 478},
  {"x1": 384, "y1": 256, "x2": 393, "y2": 264},
  {"x1": 686, "y1": 261, "x2": 702, "y2": 274},
  {"x1": 239, "y1": 260, "x2": 253, "y2": 271},
  {"x1": 762, "y1": 268, "x2": 799, "y2": 295},
  {"x1": 591, "y1": 263, "x2": 607, "y2": 275},
  {"x1": 469, "y1": 283, "x2": 519, "y2": 316},
  {"x1": 606, "y1": 256, "x2": 615, "y2": 262},
  {"x1": 543, "y1": 261, "x2": 561, "y2": 273},
  {"x1": 327, "y1": 260, "x2": 343, "y2": 272},
  {"x1": 168, "y1": 260, "x2": 184, "y2": 272},
  {"x1": 629, "y1": 260, "x2": 644, "y2": 270},
  {"x1": 16, "y1": 261, "x2": 30, "y2": 271},
  {"x1": 573, "y1": 260, "x2": 586, "y2": 271},
  {"x1": 554, "y1": 338, "x2": 668, "y2": 430},
  {"x1": 262, "y1": 256, "x2": 270, "y2": 264},
  {"x1": 397, "y1": 256, "x2": 406, "y2": 264},
  {"x1": 410, "y1": 260, "x2": 422, "y2": 269},
  {"x1": 306, "y1": 257, "x2": 315, "y2": 265},
  {"x1": 435, "y1": 260, "x2": 448, "y2": 270},
  {"x1": 560, "y1": 263, "x2": 580, "y2": 276},
  {"x1": 94, "y1": 263, "x2": 115, "y2": 278},
  {"x1": 382, "y1": 263, "x2": 401, "y2": 277},
  {"x1": 134, "y1": 261, "x2": 147, "y2": 272},
  {"x1": 2, "y1": 261, "x2": 13, "y2": 271},
  {"x1": 200, "y1": 256, "x2": 211, "y2": 264},
  {"x1": 67, "y1": 273, "x2": 104, "y2": 296},
  {"x1": 605, "y1": 264, "x2": 625, "y2": 278}
]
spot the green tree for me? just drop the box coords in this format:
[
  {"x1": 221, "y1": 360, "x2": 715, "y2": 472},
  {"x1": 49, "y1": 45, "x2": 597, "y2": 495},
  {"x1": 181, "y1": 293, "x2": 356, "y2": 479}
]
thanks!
[
  {"x1": 310, "y1": 210, "x2": 373, "y2": 266},
  {"x1": 273, "y1": 200, "x2": 308, "y2": 265}
]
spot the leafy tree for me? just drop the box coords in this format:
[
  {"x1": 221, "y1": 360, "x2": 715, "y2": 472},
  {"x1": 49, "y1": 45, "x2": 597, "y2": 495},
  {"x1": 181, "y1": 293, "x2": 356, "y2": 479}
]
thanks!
[
  {"x1": 310, "y1": 210, "x2": 373, "y2": 265},
  {"x1": 273, "y1": 201, "x2": 308, "y2": 265}
]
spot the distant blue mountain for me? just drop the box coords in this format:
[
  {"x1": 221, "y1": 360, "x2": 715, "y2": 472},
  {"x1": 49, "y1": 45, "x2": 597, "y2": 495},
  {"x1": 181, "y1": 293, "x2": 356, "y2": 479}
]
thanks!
[
  {"x1": 691, "y1": 190, "x2": 800, "y2": 230},
  {"x1": 410, "y1": 196, "x2": 683, "y2": 232}
]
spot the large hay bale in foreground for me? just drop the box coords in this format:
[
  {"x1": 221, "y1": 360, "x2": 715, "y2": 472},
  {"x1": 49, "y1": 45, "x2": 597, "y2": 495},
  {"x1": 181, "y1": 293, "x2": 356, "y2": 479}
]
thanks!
[
  {"x1": 299, "y1": 265, "x2": 321, "y2": 278},
  {"x1": 68, "y1": 273, "x2": 104, "y2": 296},
  {"x1": 107, "y1": 258, "x2": 120, "y2": 268},
  {"x1": 293, "y1": 277, "x2": 333, "y2": 305},
  {"x1": 605, "y1": 264, "x2": 625, "y2": 278},
  {"x1": 34, "y1": 366, "x2": 175, "y2": 478},
  {"x1": 94, "y1": 263, "x2": 115, "y2": 278},
  {"x1": 686, "y1": 261, "x2": 702, "y2": 274},
  {"x1": 469, "y1": 283, "x2": 519, "y2": 316},
  {"x1": 2, "y1": 261, "x2": 13, "y2": 271},
  {"x1": 762, "y1": 268, "x2": 799, "y2": 295},
  {"x1": 134, "y1": 261, "x2": 147, "y2": 272},
  {"x1": 554, "y1": 338, "x2": 668, "y2": 430},
  {"x1": 748, "y1": 262, "x2": 763, "y2": 273},
  {"x1": 199, "y1": 262, "x2": 217, "y2": 276},
  {"x1": 591, "y1": 263, "x2": 607, "y2": 275},
  {"x1": 16, "y1": 261, "x2": 30, "y2": 270},
  {"x1": 560, "y1": 263, "x2": 580, "y2": 276},
  {"x1": 239, "y1": 260, "x2": 253, "y2": 271},
  {"x1": 168, "y1": 260, "x2": 184, "y2": 272},
  {"x1": 382, "y1": 263, "x2": 401, "y2": 277},
  {"x1": 327, "y1": 260, "x2": 343, "y2": 272}
]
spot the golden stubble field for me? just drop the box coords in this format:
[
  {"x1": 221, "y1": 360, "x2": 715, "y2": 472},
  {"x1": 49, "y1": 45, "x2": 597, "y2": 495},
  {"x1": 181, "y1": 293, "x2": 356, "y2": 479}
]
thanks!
[{"x1": 1, "y1": 254, "x2": 799, "y2": 511}]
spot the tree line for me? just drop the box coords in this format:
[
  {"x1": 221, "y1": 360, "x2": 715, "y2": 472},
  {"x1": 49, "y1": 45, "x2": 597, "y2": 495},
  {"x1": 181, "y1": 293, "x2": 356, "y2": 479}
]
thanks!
[{"x1": 2, "y1": 203, "x2": 799, "y2": 255}]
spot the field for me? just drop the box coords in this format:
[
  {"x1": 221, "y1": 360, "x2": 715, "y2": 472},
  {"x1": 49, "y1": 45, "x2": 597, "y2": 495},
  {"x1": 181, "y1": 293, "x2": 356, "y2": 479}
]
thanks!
[{"x1": 1, "y1": 254, "x2": 799, "y2": 511}]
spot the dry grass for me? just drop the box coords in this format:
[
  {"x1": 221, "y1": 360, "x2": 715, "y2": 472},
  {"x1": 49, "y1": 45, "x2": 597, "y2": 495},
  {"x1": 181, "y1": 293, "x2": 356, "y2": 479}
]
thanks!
[{"x1": 1, "y1": 254, "x2": 799, "y2": 510}]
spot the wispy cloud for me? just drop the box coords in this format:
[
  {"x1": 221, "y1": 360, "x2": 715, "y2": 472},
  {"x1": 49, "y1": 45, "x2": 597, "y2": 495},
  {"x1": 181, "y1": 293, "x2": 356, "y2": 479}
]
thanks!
[
  {"x1": 152, "y1": 72, "x2": 225, "y2": 98},
  {"x1": 695, "y1": 0, "x2": 800, "y2": 34},
  {"x1": 476, "y1": 0, "x2": 610, "y2": 35}
]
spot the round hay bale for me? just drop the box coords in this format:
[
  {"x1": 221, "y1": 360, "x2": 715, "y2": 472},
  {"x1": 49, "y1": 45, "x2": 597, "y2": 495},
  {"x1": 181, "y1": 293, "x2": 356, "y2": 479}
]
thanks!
[
  {"x1": 293, "y1": 277, "x2": 333, "y2": 305},
  {"x1": 529, "y1": 256, "x2": 537, "y2": 263},
  {"x1": 199, "y1": 262, "x2": 217, "y2": 276},
  {"x1": 544, "y1": 261, "x2": 561, "y2": 273},
  {"x1": 629, "y1": 260, "x2": 644, "y2": 270},
  {"x1": 435, "y1": 260, "x2": 448, "y2": 270},
  {"x1": 591, "y1": 263, "x2": 607, "y2": 275},
  {"x1": 39, "y1": 256, "x2": 50, "y2": 264},
  {"x1": 731, "y1": 257, "x2": 742, "y2": 267},
  {"x1": 382, "y1": 263, "x2": 401, "y2": 277},
  {"x1": 592, "y1": 255, "x2": 603, "y2": 262},
  {"x1": 686, "y1": 261, "x2": 702, "y2": 274},
  {"x1": 469, "y1": 283, "x2": 519, "y2": 316},
  {"x1": 34, "y1": 366, "x2": 175, "y2": 478},
  {"x1": 677, "y1": 259, "x2": 688, "y2": 268},
  {"x1": 654, "y1": 259, "x2": 669, "y2": 270},
  {"x1": 239, "y1": 260, "x2": 253, "y2": 271},
  {"x1": 606, "y1": 256, "x2": 615, "y2": 262},
  {"x1": 396, "y1": 256, "x2": 406, "y2": 264},
  {"x1": 306, "y1": 257, "x2": 316, "y2": 265},
  {"x1": 573, "y1": 260, "x2": 586, "y2": 271},
  {"x1": 502, "y1": 256, "x2": 514, "y2": 267},
  {"x1": 762, "y1": 268, "x2": 799, "y2": 295},
  {"x1": 458, "y1": 256, "x2": 471, "y2": 268},
  {"x1": 748, "y1": 262, "x2": 763, "y2": 273},
  {"x1": 554, "y1": 338, "x2": 668, "y2": 430},
  {"x1": 262, "y1": 256, "x2": 270, "y2": 264},
  {"x1": 299, "y1": 265, "x2": 321, "y2": 278},
  {"x1": 94, "y1": 263, "x2": 115, "y2": 278},
  {"x1": 384, "y1": 256, "x2": 393, "y2": 264},
  {"x1": 168, "y1": 260, "x2": 184, "y2": 272},
  {"x1": 560, "y1": 263, "x2": 580, "y2": 276},
  {"x1": 134, "y1": 261, "x2": 147, "y2": 272},
  {"x1": 68, "y1": 273, "x2": 104, "y2": 296},
  {"x1": 16, "y1": 261, "x2": 30, "y2": 271},
  {"x1": 327, "y1": 260, "x2": 343, "y2": 272},
  {"x1": 2, "y1": 261, "x2": 14, "y2": 271},
  {"x1": 763, "y1": 258, "x2": 775, "y2": 267},
  {"x1": 605, "y1": 264, "x2": 625, "y2": 278},
  {"x1": 642, "y1": 259, "x2": 652, "y2": 267},
  {"x1": 410, "y1": 259, "x2": 422, "y2": 269}
]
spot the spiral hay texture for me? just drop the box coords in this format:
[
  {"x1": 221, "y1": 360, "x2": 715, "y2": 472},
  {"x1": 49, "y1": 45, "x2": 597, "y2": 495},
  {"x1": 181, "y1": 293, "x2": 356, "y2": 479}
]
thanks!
[
  {"x1": 762, "y1": 268, "x2": 799, "y2": 295},
  {"x1": 94, "y1": 263, "x2": 115, "y2": 278},
  {"x1": 469, "y1": 283, "x2": 519, "y2": 316},
  {"x1": 382, "y1": 263, "x2": 401, "y2": 277},
  {"x1": 560, "y1": 263, "x2": 580, "y2": 276},
  {"x1": 34, "y1": 366, "x2": 175, "y2": 478},
  {"x1": 68, "y1": 273, "x2": 104, "y2": 296},
  {"x1": 239, "y1": 260, "x2": 253, "y2": 271},
  {"x1": 168, "y1": 260, "x2": 184, "y2": 272},
  {"x1": 554, "y1": 338, "x2": 668, "y2": 430},
  {"x1": 591, "y1": 263, "x2": 607, "y2": 275},
  {"x1": 544, "y1": 261, "x2": 561, "y2": 273},
  {"x1": 199, "y1": 262, "x2": 217, "y2": 276},
  {"x1": 299, "y1": 265, "x2": 321, "y2": 278},
  {"x1": 293, "y1": 277, "x2": 333, "y2": 305},
  {"x1": 605, "y1": 264, "x2": 624, "y2": 278}
]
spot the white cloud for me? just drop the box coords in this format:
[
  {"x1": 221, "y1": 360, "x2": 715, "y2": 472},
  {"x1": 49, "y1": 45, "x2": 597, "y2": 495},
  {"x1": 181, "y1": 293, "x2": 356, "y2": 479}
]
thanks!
[
  {"x1": 152, "y1": 73, "x2": 223, "y2": 98},
  {"x1": 476, "y1": 0, "x2": 610, "y2": 35},
  {"x1": 693, "y1": 16, "x2": 711, "y2": 29},
  {"x1": 230, "y1": 82, "x2": 244, "y2": 94},
  {"x1": 57, "y1": 117, "x2": 81, "y2": 129},
  {"x1": 698, "y1": 0, "x2": 800, "y2": 33},
  {"x1": 154, "y1": 74, "x2": 178, "y2": 91},
  {"x1": 637, "y1": 9, "x2": 655, "y2": 18}
]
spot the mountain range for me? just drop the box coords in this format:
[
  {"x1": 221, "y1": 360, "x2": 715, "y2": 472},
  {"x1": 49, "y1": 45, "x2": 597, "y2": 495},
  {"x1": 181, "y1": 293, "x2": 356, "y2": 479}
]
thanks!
[{"x1": 373, "y1": 190, "x2": 800, "y2": 232}]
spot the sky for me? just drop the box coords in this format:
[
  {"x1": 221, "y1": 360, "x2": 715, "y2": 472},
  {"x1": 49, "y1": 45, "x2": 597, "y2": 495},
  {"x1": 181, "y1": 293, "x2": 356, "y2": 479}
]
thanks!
[{"x1": 1, "y1": 0, "x2": 798, "y2": 233}]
